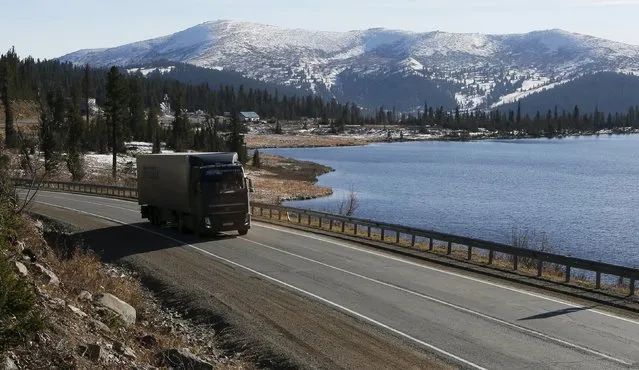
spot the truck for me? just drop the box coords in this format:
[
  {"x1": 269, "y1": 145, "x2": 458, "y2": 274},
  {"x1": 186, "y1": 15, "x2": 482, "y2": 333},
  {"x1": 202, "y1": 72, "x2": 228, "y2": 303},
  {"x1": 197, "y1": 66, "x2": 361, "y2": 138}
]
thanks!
[{"x1": 136, "y1": 152, "x2": 254, "y2": 236}]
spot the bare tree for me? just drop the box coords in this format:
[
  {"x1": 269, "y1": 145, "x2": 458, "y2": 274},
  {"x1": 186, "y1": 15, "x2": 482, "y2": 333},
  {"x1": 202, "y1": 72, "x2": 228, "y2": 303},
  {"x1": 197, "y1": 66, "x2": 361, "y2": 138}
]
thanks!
[
  {"x1": 9, "y1": 125, "x2": 49, "y2": 214},
  {"x1": 337, "y1": 185, "x2": 359, "y2": 217}
]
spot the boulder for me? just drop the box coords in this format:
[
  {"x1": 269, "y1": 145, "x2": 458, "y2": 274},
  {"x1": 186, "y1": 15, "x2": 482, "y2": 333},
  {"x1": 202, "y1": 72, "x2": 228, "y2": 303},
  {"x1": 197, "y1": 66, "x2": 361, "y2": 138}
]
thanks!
[
  {"x1": 34, "y1": 263, "x2": 59, "y2": 287},
  {"x1": 159, "y1": 348, "x2": 213, "y2": 370},
  {"x1": 67, "y1": 304, "x2": 88, "y2": 318},
  {"x1": 78, "y1": 344, "x2": 103, "y2": 363},
  {"x1": 77, "y1": 290, "x2": 93, "y2": 302},
  {"x1": 89, "y1": 319, "x2": 111, "y2": 333},
  {"x1": 1, "y1": 355, "x2": 18, "y2": 370},
  {"x1": 114, "y1": 341, "x2": 137, "y2": 360},
  {"x1": 93, "y1": 293, "x2": 136, "y2": 326},
  {"x1": 13, "y1": 261, "x2": 28, "y2": 277}
]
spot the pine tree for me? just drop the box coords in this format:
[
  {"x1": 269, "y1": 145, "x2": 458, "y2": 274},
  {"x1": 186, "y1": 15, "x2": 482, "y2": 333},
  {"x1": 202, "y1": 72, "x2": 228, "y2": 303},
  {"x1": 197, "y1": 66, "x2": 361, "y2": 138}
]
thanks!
[
  {"x1": 0, "y1": 47, "x2": 19, "y2": 146},
  {"x1": 147, "y1": 100, "x2": 161, "y2": 154},
  {"x1": 274, "y1": 119, "x2": 282, "y2": 134},
  {"x1": 252, "y1": 149, "x2": 261, "y2": 168},
  {"x1": 105, "y1": 66, "x2": 129, "y2": 179},
  {"x1": 170, "y1": 83, "x2": 189, "y2": 152},
  {"x1": 65, "y1": 89, "x2": 86, "y2": 181},
  {"x1": 82, "y1": 63, "x2": 91, "y2": 124},
  {"x1": 227, "y1": 109, "x2": 248, "y2": 164},
  {"x1": 38, "y1": 91, "x2": 60, "y2": 174},
  {"x1": 127, "y1": 78, "x2": 146, "y2": 140}
]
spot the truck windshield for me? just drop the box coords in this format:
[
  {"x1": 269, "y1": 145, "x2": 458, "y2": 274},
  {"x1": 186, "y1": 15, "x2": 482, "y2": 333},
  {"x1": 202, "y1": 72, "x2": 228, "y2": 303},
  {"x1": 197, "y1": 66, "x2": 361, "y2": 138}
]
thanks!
[{"x1": 202, "y1": 170, "x2": 245, "y2": 194}]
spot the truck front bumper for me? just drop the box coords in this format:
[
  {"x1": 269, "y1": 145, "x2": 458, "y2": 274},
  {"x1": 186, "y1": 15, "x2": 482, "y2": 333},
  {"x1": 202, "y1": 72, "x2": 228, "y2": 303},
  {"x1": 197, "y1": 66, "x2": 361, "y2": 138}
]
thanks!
[{"x1": 204, "y1": 213, "x2": 251, "y2": 231}]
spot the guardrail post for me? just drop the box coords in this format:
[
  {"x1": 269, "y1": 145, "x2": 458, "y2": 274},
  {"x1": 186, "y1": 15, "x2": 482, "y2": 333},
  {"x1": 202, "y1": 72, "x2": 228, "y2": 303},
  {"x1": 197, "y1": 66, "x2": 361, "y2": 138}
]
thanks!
[
  {"x1": 269, "y1": 209, "x2": 272, "y2": 218},
  {"x1": 395, "y1": 232, "x2": 400, "y2": 244},
  {"x1": 319, "y1": 217, "x2": 322, "y2": 228},
  {"x1": 429, "y1": 238, "x2": 433, "y2": 251},
  {"x1": 447, "y1": 241, "x2": 452, "y2": 255},
  {"x1": 278, "y1": 210, "x2": 282, "y2": 220},
  {"x1": 367, "y1": 226, "x2": 371, "y2": 238},
  {"x1": 537, "y1": 261, "x2": 543, "y2": 277},
  {"x1": 565, "y1": 266, "x2": 571, "y2": 283},
  {"x1": 488, "y1": 250, "x2": 494, "y2": 265},
  {"x1": 467, "y1": 246, "x2": 472, "y2": 260},
  {"x1": 354, "y1": 224, "x2": 358, "y2": 235},
  {"x1": 341, "y1": 221, "x2": 346, "y2": 233},
  {"x1": 329, "y1": 219, "x2": 333, "y2": 230},
  {"x1": 630, "y1": 279, "x2": 636, "y2": 296},
  {"x1": 595, "y1": 272, "x2": 601, "y2": 289},
  {"x1": 411, "y1": 234, "x2": 416, "y2": 247},
  {"x1": 513, "y1": 256, "x2": 519, "y2": 271},
  {"x1": 381, "y1": 229, "x2": 385, "y2": 241},
  {"x1": 297, "y1": 213, "x2": 301, "y2": 223},
  {"x1": 308, "y1": 215, "x2": 312, "y2": 226}
]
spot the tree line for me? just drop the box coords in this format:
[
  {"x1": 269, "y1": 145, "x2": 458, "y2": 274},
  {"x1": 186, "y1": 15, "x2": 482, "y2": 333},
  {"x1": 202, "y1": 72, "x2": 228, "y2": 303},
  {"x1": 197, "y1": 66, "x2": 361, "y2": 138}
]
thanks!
[
  {"x1": 3, "y1": 46, "x2": 639, "y2": 176},
  {"x1": 0, "y1": 47, "x2": 368, "y2": 178},
  {"x1": 376, "y1": 100, "x2": 639, "y2": 137}
]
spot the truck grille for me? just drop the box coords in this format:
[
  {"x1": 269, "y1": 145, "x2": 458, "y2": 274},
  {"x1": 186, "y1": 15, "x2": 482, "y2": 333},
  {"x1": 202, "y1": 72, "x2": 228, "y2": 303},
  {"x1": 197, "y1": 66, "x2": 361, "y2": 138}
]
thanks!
[{"x1": 209, "y1": 203, "x2": 246, "y2": 214}]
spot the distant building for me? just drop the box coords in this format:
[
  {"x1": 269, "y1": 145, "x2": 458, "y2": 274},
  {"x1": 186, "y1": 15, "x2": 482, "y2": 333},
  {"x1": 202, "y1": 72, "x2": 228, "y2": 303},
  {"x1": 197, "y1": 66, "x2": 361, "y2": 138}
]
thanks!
[
  {"x1": 238, "y1": 111, "x2": 260, "y2": 122},
  {"x1": 79, "y1": 98, "x2": 98, "y2": 118}
]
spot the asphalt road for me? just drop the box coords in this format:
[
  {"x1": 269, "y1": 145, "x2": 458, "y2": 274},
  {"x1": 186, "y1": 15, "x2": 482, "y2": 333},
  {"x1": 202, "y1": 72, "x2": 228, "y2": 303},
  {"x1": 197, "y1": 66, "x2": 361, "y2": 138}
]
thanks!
[{"x1": 27, "y1": 191, "x2": 639, "y2": 370}]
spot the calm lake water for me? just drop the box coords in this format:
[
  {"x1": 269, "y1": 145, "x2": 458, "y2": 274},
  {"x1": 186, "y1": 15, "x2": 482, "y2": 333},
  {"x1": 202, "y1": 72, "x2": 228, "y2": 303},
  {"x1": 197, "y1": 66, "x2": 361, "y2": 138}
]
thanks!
[{"x1": 263, "y1": 135, "x2": 639, "y2": 268}]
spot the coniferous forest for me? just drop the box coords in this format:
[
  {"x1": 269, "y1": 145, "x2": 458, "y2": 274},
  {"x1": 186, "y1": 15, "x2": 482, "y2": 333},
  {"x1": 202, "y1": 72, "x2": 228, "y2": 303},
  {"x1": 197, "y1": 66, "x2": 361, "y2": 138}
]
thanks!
[{"x1": 2, "y1": 46, "x2": 639, "y2": 172}]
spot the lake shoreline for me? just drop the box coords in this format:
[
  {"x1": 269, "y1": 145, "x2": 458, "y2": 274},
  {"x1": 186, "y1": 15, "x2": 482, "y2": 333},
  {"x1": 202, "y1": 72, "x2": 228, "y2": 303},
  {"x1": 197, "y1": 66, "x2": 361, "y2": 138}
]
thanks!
[{"x1": 248, "y1": 129, "x2": 639, "y2": 149}]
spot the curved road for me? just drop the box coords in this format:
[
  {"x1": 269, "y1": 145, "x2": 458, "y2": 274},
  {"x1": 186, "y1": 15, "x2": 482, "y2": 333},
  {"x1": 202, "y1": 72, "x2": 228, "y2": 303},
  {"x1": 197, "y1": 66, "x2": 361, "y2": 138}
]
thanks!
[{"x1": 28, "y1": 190, "x2": 639, "y2": 370}]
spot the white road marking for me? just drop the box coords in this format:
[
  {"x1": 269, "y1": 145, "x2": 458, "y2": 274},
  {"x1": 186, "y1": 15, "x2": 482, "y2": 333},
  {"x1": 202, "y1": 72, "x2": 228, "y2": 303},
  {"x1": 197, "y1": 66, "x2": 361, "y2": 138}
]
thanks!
[
  {"x1": 33, "y1": 200, "x2": 487, "y2": 370},
  {"x1": 239, "y1": 237, "x2": 633, "y2": 366},
  {"x1": 253, "y1": 223, "x2": 639, "y2": 326},
  {"x1": 33, "y1": 191, "x2": 639, "y2": 326}
]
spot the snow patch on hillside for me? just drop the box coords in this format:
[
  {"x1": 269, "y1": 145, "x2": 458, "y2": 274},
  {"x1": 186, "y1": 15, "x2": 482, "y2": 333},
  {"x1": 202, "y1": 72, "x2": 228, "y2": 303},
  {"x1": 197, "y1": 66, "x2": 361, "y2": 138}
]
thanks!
[
  {"x1": 491, "y1": 80, "x2": 571, "y2": 108},
  {"x1": 127, "y1": 66, "x2": 175, "y2": 76}
]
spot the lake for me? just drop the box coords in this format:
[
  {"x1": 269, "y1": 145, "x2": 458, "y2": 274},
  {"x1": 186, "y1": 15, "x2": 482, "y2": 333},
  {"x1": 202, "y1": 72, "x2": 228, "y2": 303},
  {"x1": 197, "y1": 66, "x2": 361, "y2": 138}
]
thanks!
[{"x1": 263, "y1": 135, "x2": 639, "y2": 268}]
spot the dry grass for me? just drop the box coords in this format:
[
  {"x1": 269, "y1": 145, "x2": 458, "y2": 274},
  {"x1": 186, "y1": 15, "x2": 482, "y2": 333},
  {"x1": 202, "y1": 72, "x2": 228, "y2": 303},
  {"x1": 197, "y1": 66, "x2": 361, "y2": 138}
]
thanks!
[
  {"x1": 54, "y1": 250, "x2": 144, "y2": 310},
  {"x1": 246, "y1": 134, "x2": 376, "y2": 149}
]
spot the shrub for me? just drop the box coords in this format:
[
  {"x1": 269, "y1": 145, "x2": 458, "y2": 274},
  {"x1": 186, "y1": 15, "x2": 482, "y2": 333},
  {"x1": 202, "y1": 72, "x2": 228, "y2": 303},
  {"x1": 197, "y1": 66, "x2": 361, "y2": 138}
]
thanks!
[{"x1": 0, "y1": 255, "x2": 44, "y2": 349}]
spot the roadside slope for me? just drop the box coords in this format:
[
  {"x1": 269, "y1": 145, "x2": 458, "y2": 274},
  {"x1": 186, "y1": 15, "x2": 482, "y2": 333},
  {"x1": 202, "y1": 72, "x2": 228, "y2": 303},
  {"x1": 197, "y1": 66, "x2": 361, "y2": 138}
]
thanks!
[{"x1": 30, "y1": 203, "x2": 453, "y2": 370}]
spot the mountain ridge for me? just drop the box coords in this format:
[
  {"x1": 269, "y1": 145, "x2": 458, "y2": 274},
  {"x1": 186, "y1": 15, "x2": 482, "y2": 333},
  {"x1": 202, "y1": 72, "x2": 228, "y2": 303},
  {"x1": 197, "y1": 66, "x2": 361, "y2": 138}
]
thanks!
[{"x1": 59, "y1": 20, "x2": 639, "y2": 112}]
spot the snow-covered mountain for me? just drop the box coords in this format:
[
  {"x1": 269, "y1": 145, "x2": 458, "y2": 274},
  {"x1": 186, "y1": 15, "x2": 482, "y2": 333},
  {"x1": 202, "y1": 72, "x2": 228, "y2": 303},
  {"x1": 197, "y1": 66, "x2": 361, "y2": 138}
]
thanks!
[{"x1": 59, "y1": 20, "x2": 639, "y2": 112}]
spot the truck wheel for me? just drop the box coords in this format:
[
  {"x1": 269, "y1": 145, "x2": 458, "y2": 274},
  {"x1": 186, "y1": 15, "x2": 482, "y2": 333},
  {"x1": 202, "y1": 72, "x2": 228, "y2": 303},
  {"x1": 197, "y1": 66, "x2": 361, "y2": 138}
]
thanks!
[
  {"x1": 151, "y1": 208, "x2": 160, "y2": 226},
  {"x1": 178, "y1": 214, "x2": 186, "y2": 234},
  {"x1": 238, "y1": 229, "x2": 248, "y2": 236}
]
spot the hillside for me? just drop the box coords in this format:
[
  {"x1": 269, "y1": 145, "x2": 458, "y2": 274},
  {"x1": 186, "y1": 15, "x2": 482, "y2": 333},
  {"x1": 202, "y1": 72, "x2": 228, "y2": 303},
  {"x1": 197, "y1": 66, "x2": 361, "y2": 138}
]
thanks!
[
  {"x1": 127, "y1": 60, "x2": 309, "y2": 98},
  {"x1": 59, "y1": 20, "x2": 639, "y2": 112},
  {"x1": 501, "y1": 72, "x2": 639, "y2": 116}
]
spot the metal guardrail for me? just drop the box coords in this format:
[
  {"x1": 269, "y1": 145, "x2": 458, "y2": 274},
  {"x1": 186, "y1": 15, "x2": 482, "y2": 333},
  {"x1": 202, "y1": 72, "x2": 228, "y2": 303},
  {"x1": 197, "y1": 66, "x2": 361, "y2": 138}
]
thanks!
[
  {"x1": 12, "y1": 178, "x2": 138, "y2": 199},
  {"x1": 14, "y1": 178, "x2": 637, "y2": 295}
]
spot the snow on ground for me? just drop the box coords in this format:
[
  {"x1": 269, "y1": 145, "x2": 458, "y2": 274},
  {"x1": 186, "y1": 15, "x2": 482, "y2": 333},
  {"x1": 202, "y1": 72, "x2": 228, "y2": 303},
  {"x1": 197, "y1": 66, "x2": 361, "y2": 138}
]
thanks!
[
  {"x1": 521, "y1": 77, "x2": 550, "y2": 91},
  {"x1": 84, "y1": 142, "x2": 175, "y2": 176},
  {"x1": 126, "y1": 66, "x2": 175, "y2": 76},
  {"x1": 490, "y1": 80, "x2": 571, "y2": 108}
]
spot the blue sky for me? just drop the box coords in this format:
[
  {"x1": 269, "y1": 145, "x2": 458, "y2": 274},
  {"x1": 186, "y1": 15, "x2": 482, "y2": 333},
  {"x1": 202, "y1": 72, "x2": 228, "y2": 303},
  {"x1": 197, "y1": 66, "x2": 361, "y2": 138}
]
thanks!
[{"x1": 2, "y1": 0, "x2": 639, "y2": 59}]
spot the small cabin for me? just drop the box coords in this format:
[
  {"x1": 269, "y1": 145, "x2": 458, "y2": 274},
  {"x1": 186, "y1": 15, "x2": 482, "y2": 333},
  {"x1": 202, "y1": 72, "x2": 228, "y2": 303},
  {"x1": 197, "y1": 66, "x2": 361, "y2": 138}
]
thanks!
[{"x1": 238, "y1": 111, "x2": 261, "y2": 122}]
